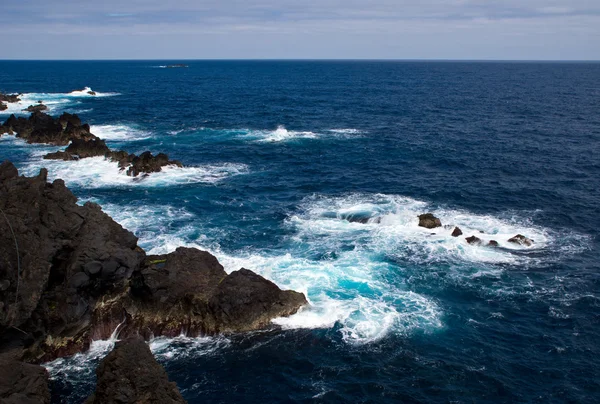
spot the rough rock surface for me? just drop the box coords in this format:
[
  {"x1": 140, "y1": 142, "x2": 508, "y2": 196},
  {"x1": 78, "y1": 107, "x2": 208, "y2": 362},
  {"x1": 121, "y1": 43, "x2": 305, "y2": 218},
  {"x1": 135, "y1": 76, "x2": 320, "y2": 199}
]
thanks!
[
  {"x1": 85, "y1": 337, "x2": 186, "y2": 404},
  {"x1": 1, "y1": 112, "x2": 95, "y2": 145},
  {"x1": 451, "y1": 227, "x2": 463, "y2": 237},
  {"x1": 508, "y1": 234, "x2": 533, "y2": 246},
  {"x1": 65, "y1": 138, "x2": 111, "y2": 158},
  {"x1": 0, "y1": 102, "x2": 7, "y2": 111},
  {"x1": 488, "y1": 240, "x2": 499, "y2": 247},
  {"x1": 0, "y1": 358, "x2": 51, "y2": 404},
  {"x1": 418, "y1": 213, "x2": 442, "y2": 229},
  {"x1": 93, "y1": 248, "x2": 308, "y2": 339},
  {"x1": 125, "y1": 152, "x2": 183, "y2": 177},
  {"x1": 0, "y1": 162, "x2": 307, "y2": 362}
]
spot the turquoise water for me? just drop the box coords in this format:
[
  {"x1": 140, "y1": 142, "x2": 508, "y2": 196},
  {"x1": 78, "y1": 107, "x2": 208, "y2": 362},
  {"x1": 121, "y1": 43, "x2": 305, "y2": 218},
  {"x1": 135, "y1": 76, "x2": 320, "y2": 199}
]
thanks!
[{"x1": 1, "y1": 61, "x2": 599, "y2": 403}]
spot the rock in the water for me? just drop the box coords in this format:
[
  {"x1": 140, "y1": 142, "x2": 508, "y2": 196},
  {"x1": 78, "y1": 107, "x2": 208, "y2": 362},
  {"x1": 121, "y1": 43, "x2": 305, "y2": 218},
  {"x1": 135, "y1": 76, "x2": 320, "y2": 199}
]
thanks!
[
  {"x1": 488, "y1": 240, "x2": 499, "y2": 247},
  {"x1": 43, "y1": 151, "x2": 78, "y2": 161},
  {"x1": 451, "y1": 227, "x2": 463, "y2": 237},
  {"x1": 2, "y1": 111, "x2": 95, "y2": 145},
  {"x1": 418, "y1": 213, "x2": 442, "y2": 229},
  {"x1": 0, "y1": 93, "x2": 21, "y2": 103},
  {"x1": 0, "y1": 102, "x2": 7, "y2": 111},
  {"x1": 465, "y1": 235, "x2": 482, "y2": 245},
  {"x1": 508, "y1": 234, "x2": 533, "y2": 246},
  {"x1": 125, "y1": 151, "x2": 183, "y2": 177},
  {"x1": 0, "y1": 359, "x2": 50, "y2": 404},
  {"x1": 85, "y1": 337, "x2": 186, "y2": 404},
  {"x1": 87, "y1": 91, "x2": 96, "y2": 96},
  {"x1": 65, "y1": 137, "x2": 110, "y2": 158},
  {"x1": 23, "y1": 104, "x2": 48, "y2": 113}
]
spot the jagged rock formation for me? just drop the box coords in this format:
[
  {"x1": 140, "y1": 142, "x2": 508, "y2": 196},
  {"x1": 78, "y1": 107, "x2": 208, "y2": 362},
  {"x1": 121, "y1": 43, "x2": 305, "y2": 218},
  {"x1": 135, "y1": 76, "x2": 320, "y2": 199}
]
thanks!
[
  {"x1": 85, "y1": 337, "x2": 186, "y2": 404},
  {"x1": 451, "y1": 227, "x2": 463, "y2": 237},
  {"x1": 0, "y1": 161, "x2": 307, "y2": 363},
  {"x1": 0, "y1": 358, "x2": 50, "y2": 404},
  {"x1": 418, "y1": 213, "x2": 442, "y2": 229},
  {"x1": 0, "y1": 111, "x2": 95, "y2": 145},
  {"x1": 465, "y1": 235, "x2": 482, "y2": 245}
]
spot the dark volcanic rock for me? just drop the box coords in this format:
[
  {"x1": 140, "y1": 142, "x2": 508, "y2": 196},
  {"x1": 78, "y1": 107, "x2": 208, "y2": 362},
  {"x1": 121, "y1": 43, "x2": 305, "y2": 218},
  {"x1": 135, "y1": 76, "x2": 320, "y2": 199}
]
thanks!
[
  {"x1": 0, "y1": 161, "x2": 143, "y2": 361},
  {"x1": 0, "y1": 163, "x2": 307, "y2": 362},
  {"x1": 85, "y1": 337, "x2": 186, "y2": 404},
  {"x1": 43, "y1": 151, "x2": 78, "y2": 161},
  {"x1": 0, "y1": 93, "x2": 21, "y2": 103},
  {"x1": 451, "y1": 227, "x2": 463, "y2": 237},
  {"x1": 465, "y1": 235, "x2": 482, "y2": 245},
  {"x1": 1, "y1": 112, "x2": 95, "y2": 145},
  {"x1": 126, "y1": 151, "x2": 183, "y2": 177},
  {"x1": 65, "y1": 138, "x2": 111, "y2": 158},
  {"x1": 488, "y1": 240, "x2": 499, "y2": 247},
  {"x1": 23, "y1": 104, "x2": 48, "y2": 113},
  {"x1": 508, "y1": 234, "x2": 533, "y2": 246},
  {"x1": 87, "y1": 91, "x2": 96, "y2": 96},
  {"x1": 0, "y1": 102, "x2": 6, "y2": 111},
  {"x1": 0, "y1": 359, "x2": 50, "y2": 404},
  {"x1": 418, "y1": 213, "x2": 442, "y2": 229},
  {"x1": 93, "y1": 247, "x2": 307, "y2": 339}
]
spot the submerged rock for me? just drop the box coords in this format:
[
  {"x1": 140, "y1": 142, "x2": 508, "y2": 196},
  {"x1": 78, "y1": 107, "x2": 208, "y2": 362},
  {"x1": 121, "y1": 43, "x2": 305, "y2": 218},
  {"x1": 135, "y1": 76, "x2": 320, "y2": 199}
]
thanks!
[
  {"x1": 418, "y1": 213, "x2": 442, "y2": 229},
  {"x1": 508, "y1": 234, "x2": 533, "y2": 246},
  {"x1": 488, "y1": 240, "x2": 499, "y2": 247},
  {"x1": 85, "y1": 337, "x2": 185, "y2": 404},
  {"x1": 451, "y1": 227, "x2": 463, "y2": 237},
  {"x1": 0, "y1": 358, "x2": 51, "y2": 403}
]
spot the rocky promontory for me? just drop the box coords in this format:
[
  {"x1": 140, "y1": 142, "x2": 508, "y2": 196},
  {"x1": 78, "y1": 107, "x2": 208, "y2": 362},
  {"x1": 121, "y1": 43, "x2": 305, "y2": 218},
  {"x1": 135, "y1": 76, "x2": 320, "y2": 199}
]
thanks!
[{"x1": 0, "y1": 161, "x2": 307, "y2": 365}]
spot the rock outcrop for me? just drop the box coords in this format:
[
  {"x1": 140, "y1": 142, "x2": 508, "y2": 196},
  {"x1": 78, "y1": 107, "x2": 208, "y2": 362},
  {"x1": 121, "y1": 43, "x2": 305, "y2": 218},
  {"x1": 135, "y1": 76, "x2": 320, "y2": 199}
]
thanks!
[
  {"x1": 0, "y1": 358, "x2": 51, "y2": 404},
  {"x1": 85, "y1": 337, "x2": 186, "y2": 404},
  {"x1": 418, "y1": 213, "x2": 442, "y2": 229},
  {"x1": 0, "y1": 93, "x2": 21, "y2": 103},
  {"x1": 508, "y1": 234, "x2": 533, "y2": 246},
  {"x1": 23, "y1": 104, "x2": 47, "y2": 113},
  {"x1": 0, "y1": 161, "x2": 307, "y2": 363},
  {"x1": 0, "y1": 102, "x2": 7, "y2": 111},
  {"x1": 1, "y1": 112, "x2": 95, "y2": 145}
]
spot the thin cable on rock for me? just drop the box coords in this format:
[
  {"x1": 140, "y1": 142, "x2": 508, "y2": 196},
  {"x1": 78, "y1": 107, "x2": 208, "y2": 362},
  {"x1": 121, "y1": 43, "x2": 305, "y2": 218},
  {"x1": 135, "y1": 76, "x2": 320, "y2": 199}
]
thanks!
[{"x1": 0, "y1": 206, "x2": 21, "y2": 305}]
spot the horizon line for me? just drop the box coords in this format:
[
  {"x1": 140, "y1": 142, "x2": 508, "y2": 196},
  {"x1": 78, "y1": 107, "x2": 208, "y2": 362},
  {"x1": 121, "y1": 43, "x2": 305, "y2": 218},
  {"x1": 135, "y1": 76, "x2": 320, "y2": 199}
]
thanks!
[{"x1": 0, "y1": 58, "x2": 599, "y2": 63}]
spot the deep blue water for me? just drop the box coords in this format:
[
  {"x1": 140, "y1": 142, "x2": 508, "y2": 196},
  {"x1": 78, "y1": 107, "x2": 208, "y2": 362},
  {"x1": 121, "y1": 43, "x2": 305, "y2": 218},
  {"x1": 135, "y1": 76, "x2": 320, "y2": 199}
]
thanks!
[{"x1": 1, "y1": 61, "x2": 600, "y2": 403}]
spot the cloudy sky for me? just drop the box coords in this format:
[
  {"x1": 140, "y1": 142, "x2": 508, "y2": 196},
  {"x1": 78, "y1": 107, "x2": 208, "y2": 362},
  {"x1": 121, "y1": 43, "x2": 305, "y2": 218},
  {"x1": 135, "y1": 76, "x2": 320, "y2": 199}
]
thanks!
[{"x1": 2, "y1": 0, "x2": 599, "y2": 60}]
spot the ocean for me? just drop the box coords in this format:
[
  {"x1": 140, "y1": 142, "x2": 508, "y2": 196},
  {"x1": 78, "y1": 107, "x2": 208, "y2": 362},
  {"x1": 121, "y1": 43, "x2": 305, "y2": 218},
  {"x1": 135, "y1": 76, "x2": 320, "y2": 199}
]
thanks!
[{"x1": 1, "y1": 60, "x2": 599, "y2": 403}]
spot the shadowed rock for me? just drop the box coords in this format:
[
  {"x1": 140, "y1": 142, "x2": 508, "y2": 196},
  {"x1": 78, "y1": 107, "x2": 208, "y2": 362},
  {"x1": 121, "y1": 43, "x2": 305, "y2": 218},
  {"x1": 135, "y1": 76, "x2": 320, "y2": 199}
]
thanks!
[
  {"x1": 1, "y1": 112, "x2": 95, "y2": 145},
  {"x1": 508, "y1": 234, "x2": 533, "y2": 246},
  {"x1": 0, "y1": 93, "x2": 21, "y2": 103},
  {"x1": 0, "y1": 102, "x2": 7, "y2": 111},
  {"x1": 418, "y1": 213, "x2": 442, "y2": 229},
  {"x1": 488, "y1": 240, "x2": 499, "y2": 247},
  {"x1": 0, "y1": 358, "x2": 50, "y2": 403},
  {"x1": 85, "y1": 337, "x2": 185, "y2": 404},
  {"x1": 451, "y1": 227, "x2": 463, "y2": 237},
  {"x1": 65, "y1": 138, "x2": 111, "y2": 158},
  {"x1": 43, "y1": 151, "x2": 79, "y2": 161}
]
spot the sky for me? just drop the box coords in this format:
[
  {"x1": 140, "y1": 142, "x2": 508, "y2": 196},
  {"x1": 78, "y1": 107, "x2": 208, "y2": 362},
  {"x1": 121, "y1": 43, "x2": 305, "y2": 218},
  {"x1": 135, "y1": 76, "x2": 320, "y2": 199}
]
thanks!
[{"x1": 2, "y1": 0, "x2": 599, "y2": 60}]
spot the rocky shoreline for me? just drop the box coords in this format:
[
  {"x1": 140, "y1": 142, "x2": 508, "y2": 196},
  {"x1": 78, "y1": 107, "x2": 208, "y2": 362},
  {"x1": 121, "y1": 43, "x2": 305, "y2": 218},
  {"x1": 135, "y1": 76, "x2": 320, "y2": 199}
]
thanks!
[{"x1": 0, "y1": 161, "x2": 307, "y2": 402}]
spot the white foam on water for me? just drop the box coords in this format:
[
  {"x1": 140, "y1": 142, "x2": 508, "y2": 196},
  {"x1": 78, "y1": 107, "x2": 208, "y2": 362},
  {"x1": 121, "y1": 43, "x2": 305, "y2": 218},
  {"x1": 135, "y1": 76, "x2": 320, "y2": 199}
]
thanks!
[
  {"x1": 247, "y1": 125, "x2": 319, "y2": 142},
  {"x1": 80, "y1": 193, "x2": 588, "y2": 345},
  {"x1": 149, "y1": 335, "x2": 231, "y2": 361},
  {"x1": 0, "y1": 87, "x2": 119, "y2": 117},
  {"x1": 21, "y1": 157, "x2": 249, "y2": 189},
  {"x1": 328, "y1": 128, "x2": 364, "y2": 134},
  {"x1": 90, "y1": 124, "x2": 152, "y2": 141}
]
